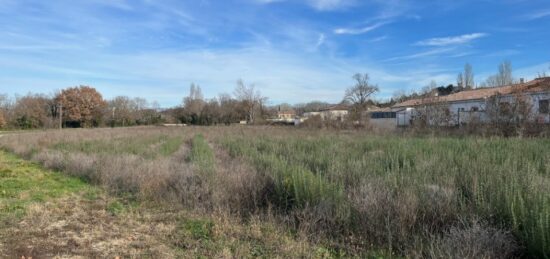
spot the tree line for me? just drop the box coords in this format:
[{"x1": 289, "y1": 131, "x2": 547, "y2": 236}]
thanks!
[
  {"x1": 0, "y1": 86, "x2": 162, "y2": 129},
  {"x1": 0, "y1": 80, "x2": 277, "y2": 129},
  {"x1": 0, "y1": 60, "x2": 548, "y2": 130}
]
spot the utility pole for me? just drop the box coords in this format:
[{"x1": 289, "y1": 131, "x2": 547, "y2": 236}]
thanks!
[{"x1": 58, "y1": 103, "x2": 63, "y2": 130}]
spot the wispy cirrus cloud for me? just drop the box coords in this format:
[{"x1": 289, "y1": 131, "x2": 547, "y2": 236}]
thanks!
[
  {"x1": 334, "y1": 21, "x2": 389, "y2": 35},
  {"x1": 367, "y1": 35, "x2": 388, "y2": 43},
  {"x1": 416, "y1": 33, "x2": 487, "y2": 46},
  {"x1": 523, "y1": 9, "x2": 550, "y2": 20},
  {"x1": 384, "y1": 47, "x2": 455, "y2": 62},
  {"x1": 1, "y1": 0, "x2": 549, "y2": 105},
  {"x1": 255, "y1": 0, "x2": 356, "y2": 11},
  {"x1": 306, "y1": 0, "x2": 356, "y2": 11}
]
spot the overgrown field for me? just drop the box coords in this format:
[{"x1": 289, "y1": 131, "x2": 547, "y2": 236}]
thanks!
[
  {"x1": 0, "y1": 126, "x2": 548, "y2": 258},
  {"x1": 0, "y1": 132, "x2": 327, "y2": 258}
]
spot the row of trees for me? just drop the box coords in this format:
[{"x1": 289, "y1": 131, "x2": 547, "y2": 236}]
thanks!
[
  {"x1": 164, "y1": 80, "x2": 269, "y2": 126},
  {"x1": 0, "y1": 79, "x2": 275, "y2": 129},
  {"x1": 0, "y1": 86, "x2": 164, "y2": 129}
]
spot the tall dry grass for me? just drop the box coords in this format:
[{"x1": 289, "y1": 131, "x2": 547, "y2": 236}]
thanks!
[{"x1": 0, "y1": 126, "x2": 548, "y2": 258}]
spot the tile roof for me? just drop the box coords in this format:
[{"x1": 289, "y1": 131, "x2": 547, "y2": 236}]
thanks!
[
  {"x1": 320, "y1": 105, "x2": 349, "y2": 111},
  {"x1": 368, "y1": 107, "x2": 392, "y2": 112},
  {"x1": 393, "y1": 77, "x2": 550, "y2": 108},
  {"x1": 277, "y1": 110, "x2": 296, "y2": 114}
]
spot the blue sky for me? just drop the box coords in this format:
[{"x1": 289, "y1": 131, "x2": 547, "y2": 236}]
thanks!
[{"x1": 0, "y1": 0, "x2": 549, "y2": 107}]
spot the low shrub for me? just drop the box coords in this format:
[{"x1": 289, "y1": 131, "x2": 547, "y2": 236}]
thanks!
[{"x1": 427, "y1": 219, "x2": 519, "y2": 259}]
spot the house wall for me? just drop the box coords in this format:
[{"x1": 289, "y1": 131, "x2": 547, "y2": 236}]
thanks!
[
  {"x1": 448, "y1": 100, "x2": 488, "y2": 124},
  {"x1": 394, "y1": 108, "x2": 414, "y2": 126},
  {"x1": 392, "y1": 91, "x2": 550, "y2": 126},
  {"x1": 451, "y1": 92, "x2": 550, "y2": 124},
  {"x1": 321, "y1": 110, "x2": 348, "y2": 121},
  {"x1": 303, "y1": 112, "x2": 321, "y2": 118},
  {"x1": 278, "y1": 113, "x2": 295, "y2": 120},
  {"x1": 529, "y1": 92, "x2": 550, "y2": 123}
]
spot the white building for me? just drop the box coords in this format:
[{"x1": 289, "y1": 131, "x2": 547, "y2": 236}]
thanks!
[
  {"x1": 301, "y1": 106, "x2": 349, "y2": 121},
  {"x1": 318, "y1": 105, "x2": 349, "y2": 121},
  {"x1": 391, "y1": 77, "x2": 550, "y2": 127}
]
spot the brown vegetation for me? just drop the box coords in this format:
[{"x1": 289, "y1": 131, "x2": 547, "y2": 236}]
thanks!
[
  {"x1": 0, "y1": 111, "x2": 5, "y2": 129},
  {"x1": 0, "y1": 132, "x2": 327, "y2": 258},
  {"x1": 56, "y1": 86, "x2": 107, "y2": 127},
  {"x1": 1, "y1": 126, "x2": 546, "y2": 258}
]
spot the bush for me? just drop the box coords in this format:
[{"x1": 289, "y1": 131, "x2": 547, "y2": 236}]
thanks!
[{"x1": 427, "y1": 219, "x2": 519, "y2": 259}]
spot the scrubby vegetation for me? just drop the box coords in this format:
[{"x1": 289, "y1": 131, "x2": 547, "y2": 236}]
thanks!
[
  {"x1": 0, "y1": 136, "x2": 329, "y2": 258},
  {"x1": 0, "y1": 126, "x2": 548, "y2": 258},
  {"x1": 222, "y1": 134, "x2": 549, "y2": 257}
]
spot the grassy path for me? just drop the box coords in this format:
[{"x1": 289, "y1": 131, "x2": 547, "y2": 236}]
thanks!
[
  {"x1": 0, "y1": 150, "x2": 91, "y2": 223},
  {"x1": 0, "y1": 151, "x2": 175, "y2": 258}
]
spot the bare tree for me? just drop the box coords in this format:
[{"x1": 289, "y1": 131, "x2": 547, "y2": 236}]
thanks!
[
  {"x1": 497, "y1": 61, "x2": 514, "y2": 86},
  {"x1": 13, "y1": 94, "x2": 52, "y2": 128},
  {"x1": 183, "y1": 83, "x2": 205, "y2": 118},
  {"x1": 0, "y1": 109, "x2": 5, "y2": 128},
  {"x1": 481, "y1": 75, "x2": 499, "y2": 88},
  {"x1": 0, "y1": 95, "x2": 10, "y2": 127},
  {"x1": 109, "y1": 96, "x2": 137, "y2": 126},
  {"x1": 218, "y1": 93, "x2": 240, "y2": 125},
  {"x1": 392, "y1": 89, "x2": 407, "y2": 103},
  {"x1": 414, "y1": 102, "x2": 453, "y2": 129},
  {"x1": 464, "y1": 63, "x2": 474, "y2": 89},
  {"x1": 424, "y1": 80, "x2": 438, "y2": 95},
  {"x1": 234, "y1": 79, "x2": 265, "y2": 124},
  {"x1": 538, "y1": 64, "x2": 550, "y2": 78},
  {"x1": 457, "y1": 73, "x2": 464, "y2": 88},
  {"x1": 187, "y1": 83, "x2": 203, "y2": 101},
  {"x1": 344, "y1": 73, "x2": 379, "y2": 112},
  {"x1": 457, "y1": 63, "x2": 474, "y2": 89},
  {"x1": 485, "y1": 91, "x2": 534, "y2": 137},
  {"x1": 482, "y1": 61, "x2": 515, "y2": 87}
]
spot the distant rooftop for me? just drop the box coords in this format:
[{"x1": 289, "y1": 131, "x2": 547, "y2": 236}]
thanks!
[
  {"x1": 319, "y1": 105, "x2": 349, "y2": 111},
  {"x1": 393, "y1": 77, "x2": 550, "y2": 108}
]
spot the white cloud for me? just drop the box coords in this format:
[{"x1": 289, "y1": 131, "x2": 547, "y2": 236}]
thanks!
[
  {"x1": 255, "y1": 0, "x2": 355, "y2": 11},
  {"x1": 89, "y1": 0, "x2": 133, "y2": 11},
  {"x1": 334, "y1": 21, "x2": 388, "y2": 35},
  {"x1": 524, "y1": 9, "x2": 550, "y2": 20},
  {"x1": 416, "y1": 33, "x2": 487, "y2": 46},
  {"x1": 367, "y1": 35, "x2": 388, "y2": 43},
  {"x1": 384, "y1": 48, "x2": 454, "y2": 62},
  {"x1": 0, "y1": 43, "x2": 460, "y2": 105},
  {"x1": 306, "y1": 0, "x2": 355, "y2": 11},
  {"x1": 255, "y1": 0, "x2": 285, "y2": 3},
  {"x1": 315, "y1": 33, "x2": 326, "y2": 48}
]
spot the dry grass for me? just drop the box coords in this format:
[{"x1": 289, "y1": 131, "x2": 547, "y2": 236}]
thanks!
[
  {"x1": 0, "y1": 126, "x2": 548, "y2": 258},
  {"x1": 2, "y1": 194, "x2": 326, "y2": 258},
  {"x1": 0, "y1": 147, "x2": 332, "y2": 258},
  {"x1": 1, "y1": 195, "x2": 175, "y2": 258}
]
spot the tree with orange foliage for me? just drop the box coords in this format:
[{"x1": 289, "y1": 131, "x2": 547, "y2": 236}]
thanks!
[{"x1": 56, "y1": 86, "x2": 107, "y2": 128}]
